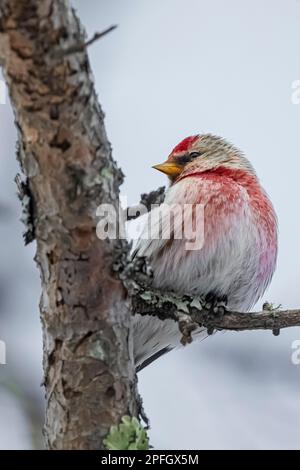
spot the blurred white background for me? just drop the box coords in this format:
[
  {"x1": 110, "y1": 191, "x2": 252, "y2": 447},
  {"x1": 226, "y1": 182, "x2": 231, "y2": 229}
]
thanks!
[{"x1": 0, "y1": 0, "x2": 300, "y2": 449}]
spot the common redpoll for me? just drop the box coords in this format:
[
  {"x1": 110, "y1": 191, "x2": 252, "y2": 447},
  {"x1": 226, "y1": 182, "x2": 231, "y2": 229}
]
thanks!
[{"x1": 133, "y1": 134, "x2": 277, "y2": 370}]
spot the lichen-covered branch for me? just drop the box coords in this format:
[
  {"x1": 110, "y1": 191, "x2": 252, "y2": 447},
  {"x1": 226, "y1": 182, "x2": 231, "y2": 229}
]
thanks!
[
  {"x1": 0, "y1": 0, "x2": 138, "y2": 450},
  {"x1": 130, "y1": 285, "x2": 300, "y2": 342},
  {"x1": 125, "y1": 186, "x2": 165, "y2": 220}
]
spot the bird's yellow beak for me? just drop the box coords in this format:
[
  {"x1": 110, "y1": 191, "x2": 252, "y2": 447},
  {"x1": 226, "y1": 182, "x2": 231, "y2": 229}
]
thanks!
[{"x1": 152, "y1": 161, "x2": 183, "y2": 177}]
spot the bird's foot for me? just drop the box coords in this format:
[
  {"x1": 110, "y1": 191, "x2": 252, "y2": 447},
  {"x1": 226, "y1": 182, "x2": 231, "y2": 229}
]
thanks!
[
  {"x1": 204, "y1": 292, "x2": 228, "y2": 317},
  {"x1": 203, "y1": 293, "x2": 228, "y2": 335},
  {"x1": 263, "y1": 301, "x2": 282, "y2": 336}
]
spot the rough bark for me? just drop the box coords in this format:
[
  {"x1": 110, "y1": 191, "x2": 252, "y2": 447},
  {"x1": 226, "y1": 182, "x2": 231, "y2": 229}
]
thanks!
[{"x1": 0, "y1": 0, "x2": 138, "y2": 449}]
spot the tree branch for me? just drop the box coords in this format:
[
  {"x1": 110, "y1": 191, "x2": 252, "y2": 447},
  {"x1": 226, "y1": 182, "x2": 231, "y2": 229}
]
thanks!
[
  {"x1": 53, "y1": 25, "x2": 118, "y2": 58},
  {"x1": 125, "y1": 186, "x2": 166, "y2": 221},
  {"x1": 127, "y1": 281, "x2": 300, "y2": 344}
]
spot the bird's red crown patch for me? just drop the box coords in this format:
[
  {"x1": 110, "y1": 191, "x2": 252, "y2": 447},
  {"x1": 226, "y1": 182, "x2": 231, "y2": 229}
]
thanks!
[{"x1": 171, "y1": 135, "x2": 199, "y2": 155}]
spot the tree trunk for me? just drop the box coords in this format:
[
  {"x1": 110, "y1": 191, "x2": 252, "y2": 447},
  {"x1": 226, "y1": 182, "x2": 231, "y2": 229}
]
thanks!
[{"x1": 0, "y1": 0, "x2": 138, "y2": 449}]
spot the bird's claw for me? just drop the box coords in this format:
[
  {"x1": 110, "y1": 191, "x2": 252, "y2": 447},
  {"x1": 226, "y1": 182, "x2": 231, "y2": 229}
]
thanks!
[
  {"x1": 202, "y1": 293, "x2": 228, "y2": 335},
  {"x1": 204, "y1": 293, "x2": 228, "y2": 318}
]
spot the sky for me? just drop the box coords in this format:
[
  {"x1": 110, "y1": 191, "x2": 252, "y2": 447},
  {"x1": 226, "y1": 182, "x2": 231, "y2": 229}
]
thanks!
[{"x1": 0, "y1": 0, "x2": 300, "y2": 449}]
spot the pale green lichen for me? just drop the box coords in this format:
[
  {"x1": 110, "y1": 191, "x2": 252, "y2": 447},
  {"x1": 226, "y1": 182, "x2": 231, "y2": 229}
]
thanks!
[
  {"x1": 263, "y1": 301, "x2": 282, "y2": 312},
  {"x1": 190, "y1": 298, "x2": 203, "y2": 310},
  {"x1": 103, "y1": 415, "x2": 149, "y2": 450},
  {"x1": 139, "y1": 291, "x2": 155, "y2": 302},
  {"x1": 100, "y1": 167, "x2": 115, "y2": 194},
  {"x1": 100, "y1": 167, "x2": 114, "y2": 181},
  {"x1": 88, "y1": 339, "x2": 106, "y2": 361},
  {"x1": 139, "y1": 290, "x2": 200, "y2": 315},
  {"x1": 174, "y1": 300, "x2": 189, "y2": 314}
]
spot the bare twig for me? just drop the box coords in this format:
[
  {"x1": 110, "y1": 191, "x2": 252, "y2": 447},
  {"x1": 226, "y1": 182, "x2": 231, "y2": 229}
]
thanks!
[
  {"x1": 84, "y1": 26, "x2": 118, "y2": 48},
  {"x1": 53, "y1": 25, "x2": 118, "y2": 58}
]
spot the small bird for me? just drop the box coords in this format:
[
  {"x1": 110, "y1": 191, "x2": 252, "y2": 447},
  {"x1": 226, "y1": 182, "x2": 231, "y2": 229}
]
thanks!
[{"x1": 133, "y1": 134, "x2": 278, "y2": 371}]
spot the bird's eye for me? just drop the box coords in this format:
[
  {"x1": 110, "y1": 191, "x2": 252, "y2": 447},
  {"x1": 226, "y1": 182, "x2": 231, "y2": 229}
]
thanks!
[{"x1": 189, "y1": 151, "x2": 201, "y2": 159}]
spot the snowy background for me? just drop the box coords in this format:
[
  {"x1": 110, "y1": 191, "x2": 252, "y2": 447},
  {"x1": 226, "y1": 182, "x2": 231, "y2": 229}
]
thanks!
[{"x1": 0, "y1": 0, "x2": 300, "y2": 449}]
